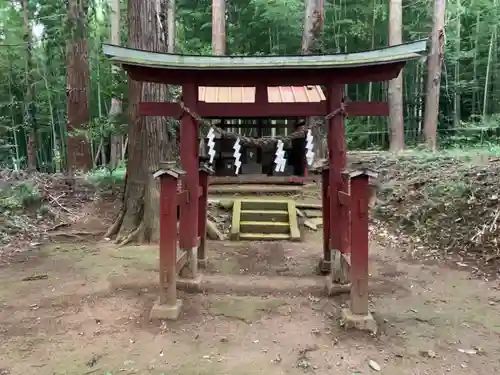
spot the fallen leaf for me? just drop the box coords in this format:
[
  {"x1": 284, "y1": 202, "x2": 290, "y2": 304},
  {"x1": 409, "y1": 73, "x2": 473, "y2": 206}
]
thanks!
[
  {"x1": 458, "y1": 348, "x2": 477, "y2": 355},
  {"x1": 419, "y1": 349, "x2": 437, "y2": 358},
  {"x1": 271, "y1": 354, "x2": 282, "y2": 364},
  {"x1": 368, "y1": 359, "x2": 381, "y2": 371}
]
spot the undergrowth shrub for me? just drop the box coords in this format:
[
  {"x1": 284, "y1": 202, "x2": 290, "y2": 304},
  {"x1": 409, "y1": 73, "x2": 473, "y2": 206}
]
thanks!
[
  {"x1": 87, "y1": 166, "x2": 126, "y2": 191},
  {"x1": 0, "y1": 182, "x2": 41, "y2": 211}
]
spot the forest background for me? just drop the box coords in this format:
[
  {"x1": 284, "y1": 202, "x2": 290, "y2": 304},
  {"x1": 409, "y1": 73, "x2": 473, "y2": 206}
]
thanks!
[{"x1": 0, "y1": 0, "x2": 498, "y2": 172}]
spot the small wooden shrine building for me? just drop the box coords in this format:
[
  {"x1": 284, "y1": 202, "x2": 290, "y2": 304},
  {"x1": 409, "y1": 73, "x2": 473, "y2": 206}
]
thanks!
[{"x1": 197, "y1": 85, "x2": 326, "y2": 178}]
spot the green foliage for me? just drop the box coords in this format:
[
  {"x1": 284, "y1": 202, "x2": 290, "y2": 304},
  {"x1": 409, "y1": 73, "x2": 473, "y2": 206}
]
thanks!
[
  {"x1": 0, "y1": 0, "x2": 498, "y2": 168},
  {"x1": 423, "y1": 180, "x2": 471, "y2": 199},
  {"x1": 440, "y1": 114, "x2": 500, "y2": 148},
  {"x1": 0, "y1": 182, "x2": 41, "y2": 211},
  {"x1": 87, "y1": 166, "x2": 126, "y2": 191}
]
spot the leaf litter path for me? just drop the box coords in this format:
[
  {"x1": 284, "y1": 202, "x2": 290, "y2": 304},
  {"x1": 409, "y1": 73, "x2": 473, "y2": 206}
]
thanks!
[{"x1": 0, "y1": 236, "x2": 499, "y2": 375}]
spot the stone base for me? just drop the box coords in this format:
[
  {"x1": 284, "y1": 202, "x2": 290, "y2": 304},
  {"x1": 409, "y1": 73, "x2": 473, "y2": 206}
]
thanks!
[
  {"x1": 331, "y1": 250, "x2": 350, "y2": 284},
  {"x1": 150, "y1": 298, "x2": 183, "y2": 321},
  {"x1": 318, "y1": 258, "x2": 331, "y2": 275},
  {"x1": 177, "y1": 274, "x2": 203, "y2": 293},
  {"x1": 179, "y1": 246, "x2": 198, "y2": 278},
  {"x1": 340, "y1": 308, "x2": 378, "y2": 335},
  {"x1": 324, "y1": 276, "x2": 351, "y2": 296}
]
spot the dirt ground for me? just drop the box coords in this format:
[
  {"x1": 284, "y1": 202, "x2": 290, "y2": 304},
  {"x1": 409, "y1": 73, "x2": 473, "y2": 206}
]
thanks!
[{"x1": 1, "y1": 223, "x2": 500, "y2": 375}]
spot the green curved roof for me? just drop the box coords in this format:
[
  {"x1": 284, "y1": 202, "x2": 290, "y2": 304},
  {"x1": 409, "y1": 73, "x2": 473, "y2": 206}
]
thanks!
[{"x1": 103, "y1": 40, "x2": 427, "y2": 70}]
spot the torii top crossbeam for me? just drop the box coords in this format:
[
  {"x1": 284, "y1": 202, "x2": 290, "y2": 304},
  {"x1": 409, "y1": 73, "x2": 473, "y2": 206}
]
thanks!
[
  {"x1": 104, "y1": 40, "x2": 426, "y2": 87},
  {"x1": 104, "y1": 40, "x2": 426, "y2": 119}
]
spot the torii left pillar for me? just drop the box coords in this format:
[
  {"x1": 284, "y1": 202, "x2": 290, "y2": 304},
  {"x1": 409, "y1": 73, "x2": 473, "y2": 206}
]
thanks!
[
  {"x1": 340, "y1": 169, "x2": 378, "y2": 334},
  {"x1": 179, "y1": 83, "x2": 200, "y2": 279},
  {"x1": 150, "y1": 162, "x2": 185, "y2": 321}
]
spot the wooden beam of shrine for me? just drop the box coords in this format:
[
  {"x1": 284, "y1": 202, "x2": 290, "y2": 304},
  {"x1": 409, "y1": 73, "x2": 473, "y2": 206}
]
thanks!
[
  {"x1": 347, "y1": 101, "x2": 389, "y2": 116},
  {"x1": 126, "y1": 62, "x2": 406, "y2": 87},
  {"x1": 139, "y1": 101, "x2": 389, "y2": 118}
]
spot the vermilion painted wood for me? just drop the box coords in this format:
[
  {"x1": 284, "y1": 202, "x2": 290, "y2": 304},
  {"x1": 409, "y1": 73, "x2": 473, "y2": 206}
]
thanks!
[
  {"x1": 125, "y1": 62, "x2": 405, "y2": 86},
  {"x1": 327, "y1": 83, "x2": 346, "y2": 259},
  {"x1": 179, "y1": 83, "x2": 200, "y2": 259},
  {"x1": 140, "y1": 102, "x2": 182, "y2": 118},
  {"x1": 349, "y1": 174, "x2": 370, "y2": 315},
  {"x1": 139, "y1": 101, "x2": 389, "y2": 119},
  {"x1": 198, "y1": 169, "x2": 210, "y2": 263},
  {"x1": 321, "y1": 168, "x2": 330, "y2": 262},
  {"x1": 159, "y1": 174, "x2": 178, "y2": 305},
  {"x1": 209, "y1": 175, "x2": 313, "y2": 185},
  {"x1": 255, "y1": 84, "x2": 268, "y2": 105},
  {"x1": 177, "y1": 190, "x2": 188, "y2": 204},
  {"x1": 339, "y1": 174, "x2": 351, "y2": 254}
]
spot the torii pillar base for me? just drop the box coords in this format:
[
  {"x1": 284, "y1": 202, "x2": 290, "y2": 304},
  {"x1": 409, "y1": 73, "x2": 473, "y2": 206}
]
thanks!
[
  {"x1": 318, "y1": 259, "x2": 331, "y2": 275},
  {"x1": 197, "y1": 259, "x2": 207, "y2": 269},
  {"x1": 150, "y1": 298, "x2": 183, "y2": 321},
  {"x1": 340, "y1": 308, "x2": 378, "y2": 335},
  {"x1": 331, "y1": 250, "x2": 350, "y2": 284}
]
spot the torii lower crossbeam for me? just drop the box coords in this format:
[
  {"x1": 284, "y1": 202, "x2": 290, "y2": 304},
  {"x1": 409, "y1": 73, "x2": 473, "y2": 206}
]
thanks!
[{"x1": 139, "y1": 100, "x2": 389, "y2": 118}]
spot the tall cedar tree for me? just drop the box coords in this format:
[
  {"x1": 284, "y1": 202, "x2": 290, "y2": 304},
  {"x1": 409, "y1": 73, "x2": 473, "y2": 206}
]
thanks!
[
  {"x1": 67, "y1": 0, "x2": 92, "y2": 172},
  {"x1": 106, "y1": 0, "x2": 172, "y2": 244},
  {"x1": 301, "y1": 0, "x2": 325, "y2": 159},
  {"x1": 23, "y1": 0, "x2": 37, "y2": 170},
  {"x1": 388, "y1": 0, "x2": 405, "y2": 151},
  {"x1": 423, "y1": 0, "x2": 446, "y2": 150}
]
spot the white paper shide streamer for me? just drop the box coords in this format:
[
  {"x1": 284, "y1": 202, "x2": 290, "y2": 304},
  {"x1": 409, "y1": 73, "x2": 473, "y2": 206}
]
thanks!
[
  {"x1": 305, "y1": 129, "x2": 315, "y2": 166},
  {"x1": 274, "y1": 140, "x2": 286, "y2": 172},
  {"x1": 233, "y1": 138, "x2": 242, "y2": 175},
  {"x1": 206, "y1": 128, "x2": 216, "y2": 164}
]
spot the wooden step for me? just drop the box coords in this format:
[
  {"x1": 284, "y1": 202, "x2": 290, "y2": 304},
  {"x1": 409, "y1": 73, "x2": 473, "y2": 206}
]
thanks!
[
  {"x1": 239, "y1": 233, "x2": 291, "y2": 241},
  {"x1": 287, "y1": 200, "x2": 301, "y2": 241},
  {"x1": 240, "y1": 221, "x2": 290, "y2": 234},
  {"x1": 231, "y1": 198, "x2": 302, "y2": 241},
  {"x1": 240, "y1": 209, "x2": 289, "y2": 223},
  {"x1": 209, "y1": 185, "x2": 302, "y2": 194},
  {"x1": 240, "y1": 199, "x2": 289, "y2": 211}
]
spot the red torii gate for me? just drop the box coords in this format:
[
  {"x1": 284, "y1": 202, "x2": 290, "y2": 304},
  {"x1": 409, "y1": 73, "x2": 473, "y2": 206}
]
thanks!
[{"x1": 104, "y1": 41, "x2": 426, "y2": 326}]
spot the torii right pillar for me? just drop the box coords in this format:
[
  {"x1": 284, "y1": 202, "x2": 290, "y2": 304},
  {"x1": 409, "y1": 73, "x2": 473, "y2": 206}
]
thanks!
[
  {"x1": 322, "y1": 83, "x2": 378, "y2": 334},
  {"x1": 320, "y1": 83, "x2": 349, "y2": 276},
  {"x1": 340, "y1": 169, "x2": 378, "y2": 334}
]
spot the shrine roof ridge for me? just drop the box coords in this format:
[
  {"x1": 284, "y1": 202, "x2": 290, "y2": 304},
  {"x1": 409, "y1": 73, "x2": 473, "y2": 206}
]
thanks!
[{"x1": 103, "y1": 40, "x2": 427, "y2": 70}]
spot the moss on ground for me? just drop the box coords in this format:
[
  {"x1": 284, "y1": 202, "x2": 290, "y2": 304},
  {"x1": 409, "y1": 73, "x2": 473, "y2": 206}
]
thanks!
[{"x1": 208, "y1": 295, "x2": 286, "y2": 323}]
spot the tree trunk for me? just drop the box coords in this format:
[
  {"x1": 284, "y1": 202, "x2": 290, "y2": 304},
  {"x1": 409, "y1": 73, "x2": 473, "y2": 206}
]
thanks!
[
  {"x1": 453, "y1": 0, "x2": 461, "y2": 129},
  {"x1": 482, "y1": 0, "x2": 497, "y2": 119},
  {"x1": 472, "y1": 9, "x2": 480, "y2": 115},
  {"x1": 23, "y1": 0, "x2": 36, "y2": 171},
  {"x1": 108, "y1": 0, "x2": 122, "y2": 170},
  {"x1": 301, "y1": 0, "x2": 324, "y2": 54},
  {"x1": 67, "y1": 0, "x2": 92, "y2": 172},
  {"x1": 388, "y1": 0, "x2": 404, "y2": 151},
  {"x1": 106, "y1": 0, "x2": 172, "y2": 244},
  {"x1": 301, "y1": 0, "x2": 325, "y2": 160},
  {"x1": 212, "y1": 0, "x2": 226, "y2": 55},
  {"x1": 423, "y1": 0, "x2": 446, "y2": 151},
  {"x1": 166, "y1": 0, "x2": 176, "y2": 53}
]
